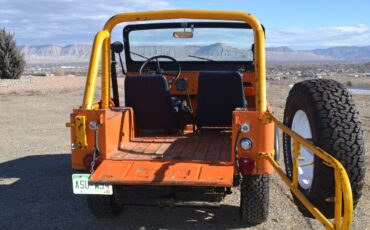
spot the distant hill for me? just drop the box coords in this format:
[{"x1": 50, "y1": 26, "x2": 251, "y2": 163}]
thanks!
[
  {"x1": 312, "y1": 46, "x2": 370, "y2": 61},
  {"x1": 194, "y1": 43, "x2": 250, "y2": 59},
  {"x1": 129, "y1": 43, "x2": 252, "y2": 61},
  {"x1": 266, "y1": 46, "x2": 293, "y2": 52},
  {"x1": 19, "y1": 44, "x2": 370, "y2": 63},
  {"x1": 130, "y1": 45, "x2": 201, "y2": 60},
  {"x1": 19, "y1": 44, "x2": 91, "y2": 63}
]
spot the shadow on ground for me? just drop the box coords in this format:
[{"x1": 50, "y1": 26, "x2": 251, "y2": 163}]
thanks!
[{"x1": 0, "y1": 154, "x2": 252, "y2": 229}]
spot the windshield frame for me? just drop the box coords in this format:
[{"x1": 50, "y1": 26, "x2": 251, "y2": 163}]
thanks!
[{"x1": 123, "y1": 22, "x2": 260, "y2": 72}]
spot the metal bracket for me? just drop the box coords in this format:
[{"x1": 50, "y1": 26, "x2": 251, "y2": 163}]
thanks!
[
  {"x1": 259, "y1": 151, "x2": 275, "y2": 159},
  {"x1": 65, "y1": 122, "x2": 75, "y2": 127},
  {"x1": 259, "y1": 112, "x2": 272, "y2": 124},
  {"x1": 75, "y1": 116, "x2": 88, "y2": 148}
]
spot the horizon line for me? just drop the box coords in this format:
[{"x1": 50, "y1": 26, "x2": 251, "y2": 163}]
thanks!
[{"x1": 17, "y1": 43, "x2": 370, "y2": 51}]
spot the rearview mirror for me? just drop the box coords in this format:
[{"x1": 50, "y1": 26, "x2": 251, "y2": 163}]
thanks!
[{"x1": 173, "y1": 31, "x2": 193, "y2": 38}]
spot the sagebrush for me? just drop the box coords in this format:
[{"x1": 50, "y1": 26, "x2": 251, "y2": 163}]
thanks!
[{"x1": 0, "y1": 28, "x2": 25, "y2": 79}]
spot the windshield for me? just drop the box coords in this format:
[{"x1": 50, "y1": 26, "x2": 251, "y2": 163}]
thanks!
[{"x1": 128, "y1": 27, "x2": 253, "y2": 61}]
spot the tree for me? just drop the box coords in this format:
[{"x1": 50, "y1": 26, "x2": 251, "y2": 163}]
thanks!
[{"x1": 0, "y1": 28, "x2": 25, "y2": 79}]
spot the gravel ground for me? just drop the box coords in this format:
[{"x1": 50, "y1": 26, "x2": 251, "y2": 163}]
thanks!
[{"x1": 0, "y1": 76, "x2": 369, "y2": 229}]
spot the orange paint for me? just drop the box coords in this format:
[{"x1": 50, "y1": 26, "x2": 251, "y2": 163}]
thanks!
[
  {"x1": 232, "y1": 109, "x2": 274, "y2": 174},
  {"x1": 70, "y1": 68, "x2": 268, "y2": 181},
  {"x1": 70, "y1": 108, "x2": 135, "y2": 170},
  {"x1": 89, "y1": 160, "x2": 234, "y2": 187}
]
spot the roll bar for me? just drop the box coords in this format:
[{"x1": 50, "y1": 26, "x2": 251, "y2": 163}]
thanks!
[{"x1": 82, "y1": 9, "x2": 266, "y2": 111}]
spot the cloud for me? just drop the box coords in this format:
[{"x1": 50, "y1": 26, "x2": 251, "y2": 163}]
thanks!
[
  {"x1": 1, "y1": 0, "x2": 370, "y2": 49},
  {"x1": 0, "y1": 0, "x2": 175, "y2": 45},
  {"x1": 267, "y1": 25, "x2": 370, "y2": 49}
]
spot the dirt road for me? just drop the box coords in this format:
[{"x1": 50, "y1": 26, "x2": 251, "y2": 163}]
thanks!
[{"x1": 0, "y1": 76, "x2": 369, "y2": 229}]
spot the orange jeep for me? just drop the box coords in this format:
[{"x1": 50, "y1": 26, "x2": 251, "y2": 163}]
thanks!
[{"x1": 67, "y1": 10, "x2": 365, "y2": 229}]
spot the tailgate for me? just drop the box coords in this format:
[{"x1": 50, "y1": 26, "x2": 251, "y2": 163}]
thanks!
[{"x1": 89, "y1": 160, "x2": 234, "y2": 187}]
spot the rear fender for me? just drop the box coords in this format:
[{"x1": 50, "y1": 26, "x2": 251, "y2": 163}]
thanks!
[
  {"x1": 67, "y1": 107, "x2": 135, "y2": 170},
  {"x1": 232, "y1": 109, "x2": 274, "y2": 175}
]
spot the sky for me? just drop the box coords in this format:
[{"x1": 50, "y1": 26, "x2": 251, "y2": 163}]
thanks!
[{"x1": 1, "y1": 0, "x2": 370, "y2": 49}]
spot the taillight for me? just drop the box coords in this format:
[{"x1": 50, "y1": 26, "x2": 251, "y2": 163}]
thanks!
[
  {"x1": 83, "y1": 153, "x2": 101, "y2": 171},
  {"x1": 238, "y1": 157, "x2": 256, "y2": 174}
]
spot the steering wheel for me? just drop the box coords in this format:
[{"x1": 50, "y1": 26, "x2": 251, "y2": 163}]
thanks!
[{"x1": 139, "y1": 55, "x2": 181, "y2": 85}]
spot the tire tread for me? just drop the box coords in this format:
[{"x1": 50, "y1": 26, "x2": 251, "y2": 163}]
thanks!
[
  {"x1": 283, "y1": 79, "x2": 365, "y2": 216},
  {"x1": 240, "y1": 175, "x2": 269, "y2": 224}
]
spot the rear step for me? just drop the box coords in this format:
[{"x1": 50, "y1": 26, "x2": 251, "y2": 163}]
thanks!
[{"x1": 89, "y1": 160, "x2": 234, "y2": 187}]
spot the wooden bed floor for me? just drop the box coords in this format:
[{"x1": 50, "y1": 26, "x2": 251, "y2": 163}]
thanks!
[{"x1": 110, "y1": 133, "x2": 231, "y2": 162}]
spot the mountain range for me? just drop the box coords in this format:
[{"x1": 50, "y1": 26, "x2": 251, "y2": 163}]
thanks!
[{"x1": 19, "y1": 43, "x2": 370, "y2": 63}]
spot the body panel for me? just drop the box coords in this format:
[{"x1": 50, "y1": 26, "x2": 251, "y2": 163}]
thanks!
[{"x1": 89, "y1": 160, "x2": 234, "y2": 187}]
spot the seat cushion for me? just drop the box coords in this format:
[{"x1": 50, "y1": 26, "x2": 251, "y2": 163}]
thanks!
[
  {"x1": 196, "y1": 71, "x2": 246, "y2": 127},
  {"x1": 125, "y1": 75, "x2": 177, "y2": 130}
]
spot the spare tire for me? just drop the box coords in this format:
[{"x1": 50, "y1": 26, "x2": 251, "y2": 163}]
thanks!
[{"x1": 283, "y1": 79, "x2": 365, "y2": 217}]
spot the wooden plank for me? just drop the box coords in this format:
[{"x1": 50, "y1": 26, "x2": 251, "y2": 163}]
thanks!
[
  {"x1": 192, "y1": 136, "x2": 213, "y2": 160},
  {"x1": 205, "y1": 136, "x2": 223, "y2": 161},
  {"x1": 121, "y1": 142, "x2": 140, "y2": 151},
  {"x1": 219, "y1": 138, "x2": 231, "y2": 161},
  {"x1": 115, "y1": 133, "x2": 231, "y2": 162},
  {"x1": 164, "y1": 139, "x2": 187, "y2": 159},
  {"x1": 179, "y1": 141, "x2": 199, "y2": 159},
  {"x1": 131, "y1": 142, "x2": 151, "y2": 153},
  {"x1": 109, "y1": 151, "x2": 128, "y2": 160},
  {"x1": 155, "y1": 143, "x2": 172, "y2": 155},
  {"x1": 143, "y1": 142, "x2": 162, "y2": 154}
]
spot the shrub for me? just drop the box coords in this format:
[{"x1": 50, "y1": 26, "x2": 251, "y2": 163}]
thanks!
[{"x1": 0, "y1": 28, "x2": 25, "y2": 79}]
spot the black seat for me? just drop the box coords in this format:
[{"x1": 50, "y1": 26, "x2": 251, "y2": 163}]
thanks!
[
  {"x1": 196, "y1": 71, "x2": 246, "y2": 127},
  {"x1": 125, "y1": 75, "x2": 177, "y2": 130}
]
